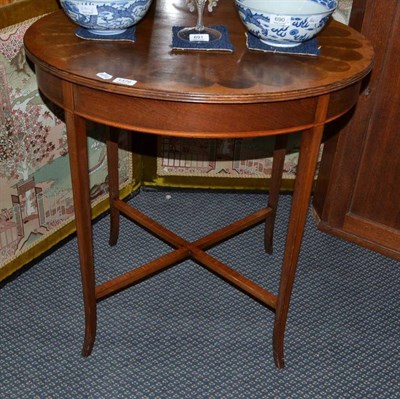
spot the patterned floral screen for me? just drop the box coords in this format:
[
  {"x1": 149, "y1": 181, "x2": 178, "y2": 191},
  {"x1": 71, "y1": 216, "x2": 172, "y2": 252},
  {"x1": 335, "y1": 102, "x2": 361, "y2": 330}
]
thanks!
[{"x1": 0, "y1": 16, "x2": 134, "y2": 279}]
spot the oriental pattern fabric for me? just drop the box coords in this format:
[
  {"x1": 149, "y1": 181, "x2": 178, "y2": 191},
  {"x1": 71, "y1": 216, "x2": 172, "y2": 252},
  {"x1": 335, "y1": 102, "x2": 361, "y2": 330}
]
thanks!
[
  {"x1": 157, "y1": 136, "x2": 301, "y2": 180},
  {"x1": 0, "y1": 16, "x2": 133, "y2": 280}
]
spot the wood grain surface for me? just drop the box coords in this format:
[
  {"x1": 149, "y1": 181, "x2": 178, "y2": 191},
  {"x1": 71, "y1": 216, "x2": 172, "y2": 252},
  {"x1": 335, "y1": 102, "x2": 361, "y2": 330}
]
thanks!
[{"x1": 24, "y1": 0, "x2": 373, "y2": 103}]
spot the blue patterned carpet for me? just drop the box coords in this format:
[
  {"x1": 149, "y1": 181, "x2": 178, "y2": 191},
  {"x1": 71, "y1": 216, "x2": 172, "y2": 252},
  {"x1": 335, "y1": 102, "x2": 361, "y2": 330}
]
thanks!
[{"x1": 1, "y1": 190, "x2": 399, "y2": 398}]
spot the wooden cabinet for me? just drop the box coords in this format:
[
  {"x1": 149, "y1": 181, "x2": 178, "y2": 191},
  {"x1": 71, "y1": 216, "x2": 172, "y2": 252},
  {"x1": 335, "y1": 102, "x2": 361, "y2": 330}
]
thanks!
[{"x1": 314, "y1": 0, "x2": 400, "y2": 260}]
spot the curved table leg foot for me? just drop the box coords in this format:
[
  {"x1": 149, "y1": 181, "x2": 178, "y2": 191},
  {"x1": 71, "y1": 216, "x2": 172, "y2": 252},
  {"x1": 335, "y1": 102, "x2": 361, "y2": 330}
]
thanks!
[
  {"x1": 273, "y1": 330, "x2": 285, "y2": 369},
  {"x1": 82, "y1": 327, "x2": 96, "y2": 357}
]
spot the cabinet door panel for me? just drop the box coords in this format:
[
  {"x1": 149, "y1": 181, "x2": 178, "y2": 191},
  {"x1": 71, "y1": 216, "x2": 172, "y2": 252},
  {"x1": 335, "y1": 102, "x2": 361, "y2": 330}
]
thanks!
[
  {"x1": 350, "y1": 21, "x2": 400, "y2": 229},
  {"x1": 314, "y1": 0, "x2": 400, "y2": 260}
]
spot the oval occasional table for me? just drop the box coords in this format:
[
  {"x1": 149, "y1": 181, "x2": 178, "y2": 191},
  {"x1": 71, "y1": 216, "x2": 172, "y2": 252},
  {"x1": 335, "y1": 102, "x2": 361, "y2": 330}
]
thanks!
[{"x1": 24, "y1": 0, "x2": 373, "y2": 368}]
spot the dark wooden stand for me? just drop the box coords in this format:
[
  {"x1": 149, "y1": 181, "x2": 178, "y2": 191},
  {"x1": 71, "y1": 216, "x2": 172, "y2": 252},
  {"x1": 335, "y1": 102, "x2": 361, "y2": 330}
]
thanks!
[
  {"x1": 314, "y1": 0, "x2": 400, "y2": 261},
  {"x1": 24, "y1": 0, "x2": 373, "y2": 368}
]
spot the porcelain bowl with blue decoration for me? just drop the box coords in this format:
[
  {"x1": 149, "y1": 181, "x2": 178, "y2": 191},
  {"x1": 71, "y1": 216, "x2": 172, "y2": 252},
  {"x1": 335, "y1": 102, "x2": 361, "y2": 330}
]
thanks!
[
  {"x1": 235, "y1": 0, "x2": 337, "y2": 48},
  {"x1": 59, "y1": 0, "x2": 153, "y2": 35}
]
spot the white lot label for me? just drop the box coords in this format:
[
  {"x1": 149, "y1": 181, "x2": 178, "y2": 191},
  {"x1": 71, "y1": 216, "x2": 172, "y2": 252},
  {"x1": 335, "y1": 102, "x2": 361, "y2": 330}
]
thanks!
[
  {"x1": 113, "y1": 77, "x2": 137, "y2": 86},
  {"x1": 189, "y1": 33, "x2": 210, "y2": 42},
  {"x1": 96, "y1": 72, "x2": 113, "y2": 80},
  {"x1": 77, "y1": 4, "x2": 98, "y2": 15},
  {"x1": 272, "y1": 15, "x2": 291, "y2": 25}
]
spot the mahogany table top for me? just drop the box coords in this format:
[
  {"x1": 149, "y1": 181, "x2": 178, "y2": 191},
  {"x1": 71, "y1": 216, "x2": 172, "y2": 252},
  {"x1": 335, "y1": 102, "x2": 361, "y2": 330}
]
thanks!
[{"x1": 24, "y1": 0, "x2": 374, "y2": 104}]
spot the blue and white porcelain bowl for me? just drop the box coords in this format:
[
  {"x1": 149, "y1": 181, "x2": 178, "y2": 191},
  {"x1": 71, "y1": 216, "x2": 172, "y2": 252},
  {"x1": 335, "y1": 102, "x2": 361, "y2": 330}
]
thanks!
[
  {"x1": 60, "y1": 0, "x2": 153, "y2": 35},
  {"x1": 235, "y1": 0, "x2": 337, "y2": 47}
]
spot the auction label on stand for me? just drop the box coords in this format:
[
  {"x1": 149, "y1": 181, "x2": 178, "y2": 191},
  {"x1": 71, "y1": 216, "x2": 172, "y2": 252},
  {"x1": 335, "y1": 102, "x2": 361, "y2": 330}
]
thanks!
[{"x1": 189, "y1": 33, "x2": 210, "y2": 42}]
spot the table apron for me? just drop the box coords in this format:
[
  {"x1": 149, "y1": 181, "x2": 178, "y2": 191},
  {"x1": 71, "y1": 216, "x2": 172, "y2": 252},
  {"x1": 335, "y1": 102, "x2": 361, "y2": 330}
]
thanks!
[{"x1": 36, "y1": 68, "x2": 361, "y2": 138}]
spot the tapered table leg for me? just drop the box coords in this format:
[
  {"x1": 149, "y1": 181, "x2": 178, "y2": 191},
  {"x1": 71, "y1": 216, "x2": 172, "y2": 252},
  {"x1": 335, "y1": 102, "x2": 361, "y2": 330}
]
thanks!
[
  {"x1": 106, "y1": 127, "x2": 120, "y2": 246},
  {"x1": 264, "y1": 134, "x2": 288, "y2": 254},
  {"x1": 65, "y1": 106, "x2": 97, "y2": 357},
  {"x1": 273, "y1": 95, "x2": 330, "y2": 368}
]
